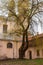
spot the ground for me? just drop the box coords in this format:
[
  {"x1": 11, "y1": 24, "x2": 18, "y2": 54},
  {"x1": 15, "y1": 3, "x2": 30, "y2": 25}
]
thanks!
[{"x1": 0, "y1": 59, "x2": 43, "y2": 65}]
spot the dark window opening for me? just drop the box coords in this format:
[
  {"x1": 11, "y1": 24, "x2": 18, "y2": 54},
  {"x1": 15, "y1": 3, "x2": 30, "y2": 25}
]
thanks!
[
  {"x1": 37, "y1": 50, "x2": 40, "y2": 56},
  {"x1": 3, "y1": 25, "x2": 7, "y2": 33},
  {"x1": 29, "y1": 51, "x2": 32, "y2": 59},
  {"x1": 7, "y1": 43, "x2": 12, "y2": 48},
  {"x1": 42, "y1": 49, "x2": 43, "y2": 56}
]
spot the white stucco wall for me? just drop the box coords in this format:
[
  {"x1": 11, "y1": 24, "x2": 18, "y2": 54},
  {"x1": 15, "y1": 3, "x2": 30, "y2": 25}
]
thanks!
[
  {"x1": 0, "y1": 20, "x2": 15, "y2": 34},
  {"x1": 25, "y1": 47, "x2": 43, "y2": 59},
  {"x1": 0, "y1": 40, "x2": 22, "y2": 59}
]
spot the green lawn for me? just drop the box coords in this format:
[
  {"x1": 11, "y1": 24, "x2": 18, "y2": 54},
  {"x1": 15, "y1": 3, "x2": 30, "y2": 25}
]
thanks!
[{"x1": 0, "y1": 59, "x2": 43, "y2": 65}]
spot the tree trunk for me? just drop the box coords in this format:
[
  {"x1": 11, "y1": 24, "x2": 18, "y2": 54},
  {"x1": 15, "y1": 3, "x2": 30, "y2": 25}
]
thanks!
[
  {"x1": 19, "y1": 31, "x2": 29, "y2": 59},
  {"x1": 19, "y1": 32, "x2": 25, "y2": 59}
]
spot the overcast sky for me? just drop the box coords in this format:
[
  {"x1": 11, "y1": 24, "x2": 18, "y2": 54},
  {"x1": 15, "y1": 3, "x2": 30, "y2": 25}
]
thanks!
[{"x1": 0, "y1": 0, "x2": 8, "y2": 16}]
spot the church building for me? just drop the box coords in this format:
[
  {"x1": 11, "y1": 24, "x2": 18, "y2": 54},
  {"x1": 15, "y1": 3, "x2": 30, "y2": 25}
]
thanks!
[{"x1": 0, "y1": 16, "x2": 43, "y2": 60}]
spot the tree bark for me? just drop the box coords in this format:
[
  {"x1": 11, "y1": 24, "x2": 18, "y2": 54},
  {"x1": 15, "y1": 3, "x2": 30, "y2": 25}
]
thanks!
[
  {"x1": 19, "y1": 31, "x2": 29, "y2": 59},
  {"x1": 19, "y1": 32, "x2": 25, "y2": 59}
]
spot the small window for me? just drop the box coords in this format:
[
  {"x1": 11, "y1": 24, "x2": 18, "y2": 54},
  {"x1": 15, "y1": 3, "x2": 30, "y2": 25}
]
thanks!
[
  {"x1": 7, "y1": 43, "x2": 12, "y2": 48},
  {"x1": 3, "y1": 24, "x2": 7, "y2": 33},
  {"x1": 37, "y1": 50, "x2": 40, "y2": 56},
  {"x1": 42, "y1": 49, "x2": 43, "y2": 56}
]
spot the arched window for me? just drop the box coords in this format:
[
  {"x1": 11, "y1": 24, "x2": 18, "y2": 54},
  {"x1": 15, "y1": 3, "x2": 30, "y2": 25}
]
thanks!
[{"x1": 7, "y1": 42, "x2": 13, "y2": 48}]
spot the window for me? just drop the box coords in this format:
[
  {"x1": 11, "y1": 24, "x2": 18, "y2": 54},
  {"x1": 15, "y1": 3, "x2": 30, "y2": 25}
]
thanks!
[
  {"x1": 7, "y1": 43, "x2": 12, "y2": 48},
  {"x1": 42, "y1": 49, "x2": 43, "y2": 56},
  {"x1": 3, "y1": 25, "x2": 7, "y2": 33},
  {"x1": 37, "y1": 50, "x2": 40, "y2": 56}
]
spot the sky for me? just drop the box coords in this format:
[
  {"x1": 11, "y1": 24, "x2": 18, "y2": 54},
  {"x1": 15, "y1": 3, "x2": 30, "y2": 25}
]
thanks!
[
  {"x1": 0, "y1": 0, "x2": 8, "y2": 16},
  {"x1": 0, "y1": 0, "x2": 18, "y2": 16}
]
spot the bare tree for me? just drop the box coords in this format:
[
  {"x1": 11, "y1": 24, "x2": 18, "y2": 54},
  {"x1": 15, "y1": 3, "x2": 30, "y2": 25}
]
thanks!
[{"x1": 6, "y1": 0, "x2": 43, "y2": 59}]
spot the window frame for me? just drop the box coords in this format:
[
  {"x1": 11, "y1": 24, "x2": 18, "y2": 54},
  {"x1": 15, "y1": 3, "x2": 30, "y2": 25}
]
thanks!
[
  {"x1": 3, "y1": 24, "x2": 8, "y2": 33},
  {"x1": 7, "y1": 43, "x2": 13, "y2": 48}
]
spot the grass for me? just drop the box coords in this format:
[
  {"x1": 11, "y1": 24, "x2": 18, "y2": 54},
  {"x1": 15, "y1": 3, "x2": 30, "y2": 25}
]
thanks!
[{"x1": 0, "y1": 59, "x2": 43, "y2": 65}]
